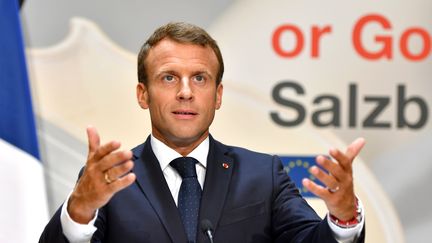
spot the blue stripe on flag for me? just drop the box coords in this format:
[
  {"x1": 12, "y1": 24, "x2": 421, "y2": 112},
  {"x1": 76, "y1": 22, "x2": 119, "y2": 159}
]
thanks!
[
  {"x1": 0, "y1": 0, "x2": 40, "y2": 159},
  {"x1": 279, "y1": 156, "x2": 325, "y2": 198}
]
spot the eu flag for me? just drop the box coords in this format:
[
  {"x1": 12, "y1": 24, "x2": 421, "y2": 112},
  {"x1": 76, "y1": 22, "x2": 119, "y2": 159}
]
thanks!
[{"x1": 279, "y1": 156, "x2": 325, "y2": 197}]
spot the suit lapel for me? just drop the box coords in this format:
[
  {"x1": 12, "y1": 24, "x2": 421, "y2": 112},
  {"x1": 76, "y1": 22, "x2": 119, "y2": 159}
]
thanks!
[
  {"x1": 198, "y1": 136, "x2": 234, "y2": 241},
  {"x1": 132, "y1": 137, "x2": 187, "y2": 243}
]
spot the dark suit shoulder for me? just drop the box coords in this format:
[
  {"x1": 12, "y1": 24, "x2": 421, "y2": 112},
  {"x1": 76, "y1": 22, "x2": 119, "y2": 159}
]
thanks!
[
  {"x1": 212, "y1": 137, "x2": 275, "y2": 160},
  {"x1": 131, "y1": 136, "x2": 150, "y2": 159}
]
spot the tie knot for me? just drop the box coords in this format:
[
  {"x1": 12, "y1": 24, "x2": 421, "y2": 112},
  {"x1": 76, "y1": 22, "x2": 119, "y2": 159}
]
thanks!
[{"x1": 170, "y1": 157, "x2": 198, "y2": 179}]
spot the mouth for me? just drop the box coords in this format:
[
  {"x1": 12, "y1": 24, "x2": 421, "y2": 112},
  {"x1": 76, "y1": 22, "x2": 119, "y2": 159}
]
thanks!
[
  {"x1": 173, "y1": 111, "x2": 197, "y2": 115},
  {"x1": 172, "y1": 110, "x2": 198, "y2": 119}
]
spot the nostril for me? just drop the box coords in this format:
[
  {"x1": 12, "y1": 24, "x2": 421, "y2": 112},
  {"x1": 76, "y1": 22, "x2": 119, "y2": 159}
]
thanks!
[{"x1": 177, "y1": 92, "x2": 193, "y2": 100}]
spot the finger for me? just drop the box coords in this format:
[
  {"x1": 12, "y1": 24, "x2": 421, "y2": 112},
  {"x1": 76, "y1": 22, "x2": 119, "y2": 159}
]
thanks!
[
  {"x1": 328, "y1": 148, "x2": 351, "y2": 172},
  {"x1": 345, "y1": 137, "x2": 366, "y2": 161},
  {"x1": 302, "y1": 178, "x2": 330, "y2": 200},
  {"x1": 92, "y1": 141, "x2": 121, "y2": 162},
  {"x1": 309, "y1": 165, "x2": 339, "y2": 190},
  {"x1": 107, "y1": 173, "x2": 136, "y2": 193},
  {"x1": 316, "y1": 155, "x2": 346, "y2": 181},
  {"x1": 98, "y1": 150, "x2": 132, "y2": 171},
  {"x1": 328, "y1": 137, "x2": 366, "y2": 171},
  {"x1": 104, "y1": 160, "x2": 134, "y2": 180},
  {"x1": 87, "y1": 126, "x2": 100, "y2": 156}
]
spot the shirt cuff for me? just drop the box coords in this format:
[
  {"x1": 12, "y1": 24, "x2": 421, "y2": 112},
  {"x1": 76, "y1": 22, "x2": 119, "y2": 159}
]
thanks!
[
  {"x1": 327, "y1": 198, "x2": 365, "y2": 243},
  {"x1": 60, "y1": 191, "x2": 98, "y2": 243}
]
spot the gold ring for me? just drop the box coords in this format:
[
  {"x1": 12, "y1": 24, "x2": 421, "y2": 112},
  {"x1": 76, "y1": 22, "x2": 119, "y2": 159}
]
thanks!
[
  {"x1": 104, "y1": 171, "x2": 113, "y2": 184},
  {"x1": 328, "y1": 186, "x2": 340, "y2": 193}
]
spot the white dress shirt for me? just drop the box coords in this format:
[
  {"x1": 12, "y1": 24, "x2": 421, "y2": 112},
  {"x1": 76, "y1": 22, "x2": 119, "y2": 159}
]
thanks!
[
  {"x1": 60, "y1": 135, "x2": 363, "y2": 243},
  {"x1": 151, "y1": 134, "x2": 208, "y2": 204}
]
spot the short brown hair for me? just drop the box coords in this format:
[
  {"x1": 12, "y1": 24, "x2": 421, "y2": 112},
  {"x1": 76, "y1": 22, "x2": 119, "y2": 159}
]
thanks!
[{"x1": 137, "y1": 22, "x2": 224, "y2": 86}]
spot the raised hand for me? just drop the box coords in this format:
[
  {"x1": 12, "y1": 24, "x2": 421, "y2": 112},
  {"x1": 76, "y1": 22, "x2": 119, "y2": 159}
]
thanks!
[
  {"x1": 67, "y1": 126, "x2": 136, "y2": 223},
  {"x1": 302, "y1": 138, "x2": 366, "y2": 220}
]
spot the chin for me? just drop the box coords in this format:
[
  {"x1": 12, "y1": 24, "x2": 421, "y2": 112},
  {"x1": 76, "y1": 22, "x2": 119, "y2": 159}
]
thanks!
[{"x1": 171, "y1": 131, "x2": 208, "y2": 144}]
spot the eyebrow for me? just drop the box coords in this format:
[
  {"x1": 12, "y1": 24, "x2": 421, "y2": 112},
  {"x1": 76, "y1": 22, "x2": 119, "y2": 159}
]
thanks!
[
  {"x1": 154, "y1": 70, "x2": 179, "y2": 78},
  {"x1": 192, "y1": 70, "x2": 213, "y2": 79},
  {"x1": 155, "y1": 69, "x2": 214, "y2": 80}
]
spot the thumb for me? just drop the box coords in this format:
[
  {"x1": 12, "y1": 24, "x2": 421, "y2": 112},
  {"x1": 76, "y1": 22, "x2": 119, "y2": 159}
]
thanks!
[
  {"x1": 86, "y1": 126, "x2": 100, "y2": 157},
  {"x1": 346, "y1": 137, "x2": 366, "y2": 161}
]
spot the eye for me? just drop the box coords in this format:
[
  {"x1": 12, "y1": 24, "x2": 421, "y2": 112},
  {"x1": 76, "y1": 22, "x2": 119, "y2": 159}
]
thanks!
[
  {"x1": 163, "y1": 75, "x2": 175, "y2": 82},
  {"x1": 193, "y1": 75, "x2": 205, "y2": 83}
]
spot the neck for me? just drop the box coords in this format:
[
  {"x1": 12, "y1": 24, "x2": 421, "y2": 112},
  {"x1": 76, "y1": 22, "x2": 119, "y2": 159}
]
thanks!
[{"x1": 152, "y1": 132, "x2": 209, "y2": 156}]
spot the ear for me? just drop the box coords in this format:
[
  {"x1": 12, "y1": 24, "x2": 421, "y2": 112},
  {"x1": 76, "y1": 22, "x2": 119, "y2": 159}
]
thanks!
[
  {"x1": 215, "y1": 83, "x2": 223, "y2": 110},
  {"x1": 136, "y1": 83, "x2": 149, "y2": 109}
]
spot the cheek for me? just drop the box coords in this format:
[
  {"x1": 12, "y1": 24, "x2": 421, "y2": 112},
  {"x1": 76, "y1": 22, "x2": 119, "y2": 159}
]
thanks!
[{"x1": 148, "y1": 94, "x2": 170, "y2": 115}]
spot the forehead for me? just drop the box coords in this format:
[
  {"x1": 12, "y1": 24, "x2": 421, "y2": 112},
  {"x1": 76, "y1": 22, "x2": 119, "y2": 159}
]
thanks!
[{"x1": 145, "y1": 39, "x2": 219, "y2": 75}]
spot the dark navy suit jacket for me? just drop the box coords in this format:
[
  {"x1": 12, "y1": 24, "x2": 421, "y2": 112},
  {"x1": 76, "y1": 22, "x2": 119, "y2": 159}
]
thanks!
[{"x1": 39, "y1": 135, "x2": 365, "y2": 243}]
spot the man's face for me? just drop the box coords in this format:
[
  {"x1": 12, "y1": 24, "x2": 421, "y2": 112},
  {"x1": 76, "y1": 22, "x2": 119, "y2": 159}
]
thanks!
[{"x1": 137, "y1": 38, "x2": 223, "y2": 153}]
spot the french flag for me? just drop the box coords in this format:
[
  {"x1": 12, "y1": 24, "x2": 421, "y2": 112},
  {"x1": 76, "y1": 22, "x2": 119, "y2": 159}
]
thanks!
[{"x1": 0, "y1": 0, "x2": 48, "y2": 242}]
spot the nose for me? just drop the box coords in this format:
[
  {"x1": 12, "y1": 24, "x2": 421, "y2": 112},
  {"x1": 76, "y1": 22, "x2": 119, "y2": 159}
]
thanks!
[{"x1": 177, "y1": 78, "x2": 193, "y2": 101}]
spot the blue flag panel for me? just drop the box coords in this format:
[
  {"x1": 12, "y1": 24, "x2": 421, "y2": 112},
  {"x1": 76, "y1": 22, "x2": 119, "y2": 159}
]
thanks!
[{"x1": 0, "y1": 0, "x2": 40, "y2": 159}]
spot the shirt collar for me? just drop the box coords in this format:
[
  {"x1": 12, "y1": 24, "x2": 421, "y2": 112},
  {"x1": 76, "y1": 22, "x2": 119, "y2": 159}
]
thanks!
[{"x1": 150, "y1": 134, "x2": 209, "y2": 171}]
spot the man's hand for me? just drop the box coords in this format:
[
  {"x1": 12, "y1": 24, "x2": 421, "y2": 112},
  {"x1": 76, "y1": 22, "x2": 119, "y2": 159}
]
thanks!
[
  {"x1": 302, "y1": 138, "x2": 365, "y2": 221},
  {"x1": 67, "y1": 126, "x2": 136, "y2": 224}
]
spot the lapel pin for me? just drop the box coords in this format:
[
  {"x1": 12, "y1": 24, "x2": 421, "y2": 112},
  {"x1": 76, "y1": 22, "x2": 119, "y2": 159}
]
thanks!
[{"x1": 222, "y1": 162, "x2": 229, "y2": 169}]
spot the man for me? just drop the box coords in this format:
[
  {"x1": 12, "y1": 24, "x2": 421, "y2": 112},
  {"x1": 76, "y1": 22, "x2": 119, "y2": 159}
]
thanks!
[{"x1": 40, "y1": 22, "x2": 365, "y2": 243}]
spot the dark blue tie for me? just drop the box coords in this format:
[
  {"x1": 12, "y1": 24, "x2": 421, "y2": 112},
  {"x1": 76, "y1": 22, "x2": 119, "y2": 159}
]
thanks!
[{"x1": 170, "y1": 157, "x2": 202, "y2": 243}]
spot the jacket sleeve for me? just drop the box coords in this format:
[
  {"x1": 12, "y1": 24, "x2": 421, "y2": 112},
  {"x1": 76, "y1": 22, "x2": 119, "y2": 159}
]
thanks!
[
  {"x1": 39, "y1": 168, "x2": 85, "y2": 243},
  {"x1": 39, "y1": 206, "x2": 70, "y2": 243}
]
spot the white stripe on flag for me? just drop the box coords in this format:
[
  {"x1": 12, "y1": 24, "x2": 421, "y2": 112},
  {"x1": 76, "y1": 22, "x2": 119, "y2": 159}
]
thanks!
[{"x1": 0, "y1": 139, "x2": 48, "y2": 243}]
